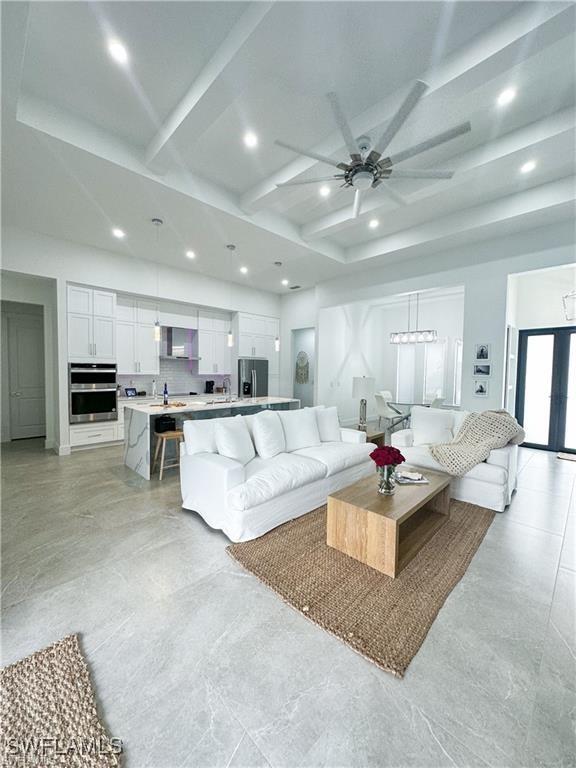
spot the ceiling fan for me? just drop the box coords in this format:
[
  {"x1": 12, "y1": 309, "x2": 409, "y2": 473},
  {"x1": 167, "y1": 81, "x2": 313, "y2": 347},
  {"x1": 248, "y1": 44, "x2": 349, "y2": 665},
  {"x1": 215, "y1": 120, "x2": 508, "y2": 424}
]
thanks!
[{"x1": 274, "y1": 80, "x2": 471, "y2": 218}]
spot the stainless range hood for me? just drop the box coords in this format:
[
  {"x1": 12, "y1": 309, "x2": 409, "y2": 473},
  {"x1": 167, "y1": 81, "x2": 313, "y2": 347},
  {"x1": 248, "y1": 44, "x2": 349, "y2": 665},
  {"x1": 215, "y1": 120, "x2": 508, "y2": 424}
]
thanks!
[{"x1": 160, "y1": 327, "x2": 199, "y2": 360}]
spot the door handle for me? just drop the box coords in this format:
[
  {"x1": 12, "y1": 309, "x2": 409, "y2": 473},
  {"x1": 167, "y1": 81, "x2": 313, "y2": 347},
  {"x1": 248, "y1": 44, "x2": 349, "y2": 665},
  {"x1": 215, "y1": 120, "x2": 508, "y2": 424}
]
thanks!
[
  {"x1": 94, "y1": 343, "x2": 97, "y2": 356},
  {"x1": 11, "y1": 392, "x2": 21, "y2": 397}
]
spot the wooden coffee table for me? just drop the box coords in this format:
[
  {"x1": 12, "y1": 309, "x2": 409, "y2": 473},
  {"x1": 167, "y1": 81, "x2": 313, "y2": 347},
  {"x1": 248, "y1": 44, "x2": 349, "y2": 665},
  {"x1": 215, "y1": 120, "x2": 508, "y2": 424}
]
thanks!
[{"x1": 326, "y1": 468, "x2": 450, "y2": 578}]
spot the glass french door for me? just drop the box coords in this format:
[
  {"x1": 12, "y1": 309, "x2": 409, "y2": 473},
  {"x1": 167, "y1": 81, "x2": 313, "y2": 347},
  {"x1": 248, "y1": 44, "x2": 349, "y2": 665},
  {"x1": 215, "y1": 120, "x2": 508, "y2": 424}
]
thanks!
[{"x1": 516, "y1": 327, "x2": 576, "y2": 452}]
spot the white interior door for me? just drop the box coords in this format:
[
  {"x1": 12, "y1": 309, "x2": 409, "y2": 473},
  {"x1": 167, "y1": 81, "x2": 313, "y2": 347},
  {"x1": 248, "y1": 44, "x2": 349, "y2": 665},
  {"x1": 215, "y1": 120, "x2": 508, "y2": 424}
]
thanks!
[{"x1": 8, "y1": 315, "x2": 46, "y2": 439}]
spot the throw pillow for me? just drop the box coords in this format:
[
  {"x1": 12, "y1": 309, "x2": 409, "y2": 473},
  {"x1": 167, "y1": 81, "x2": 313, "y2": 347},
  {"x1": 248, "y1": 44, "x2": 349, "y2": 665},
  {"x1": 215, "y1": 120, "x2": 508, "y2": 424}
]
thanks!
[
  {"x1": 411, "y1": 406, "x2": 453, "y2": 445},
  {"x1": 278, "y1": 409, "x2": 321, "y2": 452},
  {"x1": 252, "y1": 410, "x2": 286, "y2": 459},
  {"x1": 183, "y1": 418, "x2": 220, "y2": 456},
  {"x1": 316, "y1": 406, "x2": 341, "y2": 442},
  {"x1": 214, "y1": 416, "x2": 255, "y2": 465}
]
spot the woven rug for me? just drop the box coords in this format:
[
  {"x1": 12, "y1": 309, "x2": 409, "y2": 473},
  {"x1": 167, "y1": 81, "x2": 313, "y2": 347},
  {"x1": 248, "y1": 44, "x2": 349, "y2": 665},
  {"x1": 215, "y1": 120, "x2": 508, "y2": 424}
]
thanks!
[
  {"x1": 558, "y1": 452, "x2": 576, "y2": 462},
  {"x1": 1, "y1": 635, "x2": 121, "y2": 767},
  {"x1": 228, "y1": 500, "x2": 494, "y2": 678}
]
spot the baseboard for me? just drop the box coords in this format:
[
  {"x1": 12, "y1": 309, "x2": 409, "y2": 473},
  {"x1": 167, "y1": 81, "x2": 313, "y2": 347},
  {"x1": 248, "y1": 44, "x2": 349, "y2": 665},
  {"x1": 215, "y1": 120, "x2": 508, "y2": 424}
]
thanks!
[
  {"x1": 44, "y1": 438, "x2": 55, "y2": 451},
  {"x1": 56, "y1": 443, "x2": 71, "y2": 456}
]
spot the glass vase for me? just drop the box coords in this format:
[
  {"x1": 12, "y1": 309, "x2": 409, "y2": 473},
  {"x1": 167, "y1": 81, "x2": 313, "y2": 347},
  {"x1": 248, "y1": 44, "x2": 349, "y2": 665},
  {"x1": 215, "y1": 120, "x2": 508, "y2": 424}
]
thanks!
[{"x1": 378, "y1": 465, "x2": 397, "y2": 495}]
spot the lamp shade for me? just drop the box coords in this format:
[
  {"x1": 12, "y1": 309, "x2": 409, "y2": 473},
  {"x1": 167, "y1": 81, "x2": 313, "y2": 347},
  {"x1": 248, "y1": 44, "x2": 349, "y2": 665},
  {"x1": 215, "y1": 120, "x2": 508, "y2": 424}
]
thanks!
[{"x1": 352, "y1": 376, "x2": 375, "y2": 399}]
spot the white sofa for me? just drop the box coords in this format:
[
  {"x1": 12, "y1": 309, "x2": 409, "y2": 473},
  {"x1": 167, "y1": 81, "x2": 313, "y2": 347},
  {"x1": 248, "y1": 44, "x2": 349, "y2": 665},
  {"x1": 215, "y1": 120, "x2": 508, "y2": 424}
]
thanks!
[
  {"x1": 180, "y1": 406, "x2": 377, "y2": 542},
  {"x1": 390, "y1": 406, "x2": 518, "y2": 512}
]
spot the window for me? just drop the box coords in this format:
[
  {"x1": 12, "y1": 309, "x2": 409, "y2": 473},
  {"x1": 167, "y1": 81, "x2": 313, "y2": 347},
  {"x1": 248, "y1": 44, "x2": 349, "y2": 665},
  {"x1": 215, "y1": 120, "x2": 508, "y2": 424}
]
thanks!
[
  {"x1": 453, "y1": 339, "x2": 463, "y2": 406},
  {"x1": 423, "y1": 339, "x2": 446, "y2": 403},
  {"x1": 396, "y1": 345, "x2": 416, "y2": 402}
]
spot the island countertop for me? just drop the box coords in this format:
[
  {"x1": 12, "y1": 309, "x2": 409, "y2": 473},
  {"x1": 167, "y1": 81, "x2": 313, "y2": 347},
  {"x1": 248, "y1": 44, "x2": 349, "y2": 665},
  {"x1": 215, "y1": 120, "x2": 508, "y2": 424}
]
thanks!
[
  {"x1": 123, "y1": 396, "x2": 300, "y2": 479},
  {"x1": 123, "y1": 396, "x2": 299, "y2": 416}
]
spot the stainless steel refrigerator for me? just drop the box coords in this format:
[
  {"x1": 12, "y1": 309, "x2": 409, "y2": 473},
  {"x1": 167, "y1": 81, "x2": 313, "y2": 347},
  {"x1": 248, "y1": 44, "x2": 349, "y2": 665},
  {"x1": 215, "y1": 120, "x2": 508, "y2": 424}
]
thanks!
[{"x1": 238, "y1": 358, "x2": 268, "y2": 397}]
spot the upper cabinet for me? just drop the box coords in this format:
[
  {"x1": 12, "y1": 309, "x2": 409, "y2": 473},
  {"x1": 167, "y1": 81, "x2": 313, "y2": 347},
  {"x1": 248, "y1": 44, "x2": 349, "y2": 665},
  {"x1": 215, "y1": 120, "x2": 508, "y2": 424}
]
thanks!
[
  {"x1": 67, "y1": 286, "x2": 116, "y2": 362},
  {"x1": 116, "y1": 296, "x2": 159, "y2": 375},
  {"x1": 237, "y1": 313, "x2": 280, "y2": 374}
]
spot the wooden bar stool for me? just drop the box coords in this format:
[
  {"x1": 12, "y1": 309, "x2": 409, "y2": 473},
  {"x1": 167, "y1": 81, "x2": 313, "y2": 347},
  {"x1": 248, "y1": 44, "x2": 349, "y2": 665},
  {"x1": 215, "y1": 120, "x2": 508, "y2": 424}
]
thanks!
[{"x1": 152, "y1": 430, "x2": 184, "y2": 480}]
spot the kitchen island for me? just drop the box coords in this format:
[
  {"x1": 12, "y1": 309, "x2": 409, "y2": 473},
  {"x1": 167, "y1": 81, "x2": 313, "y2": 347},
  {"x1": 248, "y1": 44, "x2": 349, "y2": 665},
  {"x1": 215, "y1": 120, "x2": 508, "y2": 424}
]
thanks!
[{"x1": 124, "y1": 396, "x2": 300, "y2": 480}]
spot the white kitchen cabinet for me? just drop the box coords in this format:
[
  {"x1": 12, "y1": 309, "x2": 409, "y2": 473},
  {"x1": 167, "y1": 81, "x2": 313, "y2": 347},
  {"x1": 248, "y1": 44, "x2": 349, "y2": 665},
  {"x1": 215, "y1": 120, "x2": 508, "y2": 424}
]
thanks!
[
  {"x1": 136, "y1": 324, "x2": 159, "y2": 375},
  {"x1": 198, "y1": 330, "x2": 231, "y2": 374},
  {"x1": 70, "y1": 422, "x2": 117, "y2": 447},
  {"x1": 116, "y1": 321, "x2": 136, "y2": 374},
  {"x1": 67, "y1": 285, "x2": 116, "y2": 362},
  {"x1": 93, "y1": 290, "x2": 116, "y2": 318},
  {"x1": 68, "y1": 285, "x2": 93, "y2": 315},
  {"x1": 199, "y1": 313, "x2": 231, "y2": 333},
  {"x1": 159, "y1": 308, "x2": 198, "y2": 330},
  {"x1": 116, "y1": 297, "x2": 137, "y2": 323},
  {"x1": 116, "y1": 321, "x2": 159, "y2": 374},
  {"x1": 136, "y1": 301, "x2": 158, "y2": 325},
  {"x1": 68, "y1": 314, "x2": 93, "y2": 359},
  {"x1": 93, "y1": 317, "x2": 115, "y2": 359}
]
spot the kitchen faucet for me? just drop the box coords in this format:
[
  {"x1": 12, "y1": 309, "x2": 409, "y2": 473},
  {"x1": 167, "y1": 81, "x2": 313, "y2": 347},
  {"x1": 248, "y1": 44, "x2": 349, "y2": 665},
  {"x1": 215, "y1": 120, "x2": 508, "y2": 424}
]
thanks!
[{"x1": 222, "y1": 376, "x2": 232, "y2": 402}]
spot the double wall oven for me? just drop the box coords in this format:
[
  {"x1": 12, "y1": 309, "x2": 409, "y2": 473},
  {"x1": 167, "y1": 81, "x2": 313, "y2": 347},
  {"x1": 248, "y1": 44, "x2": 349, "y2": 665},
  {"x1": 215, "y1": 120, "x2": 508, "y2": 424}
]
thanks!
[{"x1": 69, "y1": 363, "x2": 118, "y2": 423}]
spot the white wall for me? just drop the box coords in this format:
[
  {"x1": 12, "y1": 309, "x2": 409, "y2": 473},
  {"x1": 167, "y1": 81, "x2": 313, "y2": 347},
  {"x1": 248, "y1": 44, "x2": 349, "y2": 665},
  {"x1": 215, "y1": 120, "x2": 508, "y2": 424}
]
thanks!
[
  {"x1": 0, "y1": 273, "x2": 58, "y2": 448},
  {"x1": 279, "y1": 288, "x2": 317, "y2": 398},
  {"x1": 292, "y1": 328, "x2": 315, "y2": 407},
  {"x1": 317, "y1": 222, "x2": 575, "y2": 412},
  {"x1": 316, "y1": 290, "x2": 464, "y2": 424},
  {"x1": 508, "y1": 265, "x2": 576, "y2": 329},
  {"x1": 2, "y1": 226, "x2": 281, "y2": 317}
]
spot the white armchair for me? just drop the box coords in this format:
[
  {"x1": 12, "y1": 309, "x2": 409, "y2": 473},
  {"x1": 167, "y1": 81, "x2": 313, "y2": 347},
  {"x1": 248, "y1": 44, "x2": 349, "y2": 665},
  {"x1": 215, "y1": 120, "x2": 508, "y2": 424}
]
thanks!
[{"x1": 390, "y1": 406, "x2": 518, "y2": 512}]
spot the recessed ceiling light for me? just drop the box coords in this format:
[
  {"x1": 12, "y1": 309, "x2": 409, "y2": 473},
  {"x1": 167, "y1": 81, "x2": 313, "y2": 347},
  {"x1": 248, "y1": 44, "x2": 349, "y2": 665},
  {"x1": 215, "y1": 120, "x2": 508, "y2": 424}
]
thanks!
[
  {"x1": 497, "y1": 87, "x2": 516, "y2": 107},
  {"x1": 240, "y1": 266, "x2": 248, "y2": 274},
  {"x1": 107, "y1": 39, "x2": 129, "y2": 65},
  {"x1": 520, "y1": 160, "x2": 536, "y2": 174},
  {"x1": 281, "y1": 279, "x2": 289, "y2": 286},
  {"x1": 368, "y1": 218, "x2": 379, "y2": 229},
  {"x1": 319, "y1": 185, "x2": 331, "y2": 198},
  {"x1": 186, "y1": 250, "x2": 195, "y2": 259},
  {"x1": 112, "y1": 227, "x2": 125, "y2": 239},
  {"x1": 243, "y1": 131, "x2": 258, "y2": 149}
]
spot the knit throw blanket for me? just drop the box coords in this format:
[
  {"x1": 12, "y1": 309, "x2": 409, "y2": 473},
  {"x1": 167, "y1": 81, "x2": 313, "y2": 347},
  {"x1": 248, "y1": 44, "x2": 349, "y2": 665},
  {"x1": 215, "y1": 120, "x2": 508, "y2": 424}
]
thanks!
[{"x1": 429, "y1": 410, "x2": 525, "y2": 477}]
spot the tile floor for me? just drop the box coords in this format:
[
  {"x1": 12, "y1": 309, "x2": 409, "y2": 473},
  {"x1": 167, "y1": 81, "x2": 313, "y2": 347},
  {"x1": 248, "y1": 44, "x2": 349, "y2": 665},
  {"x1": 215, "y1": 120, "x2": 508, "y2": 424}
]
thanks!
[{"x1": 1, "y1": 441, "x2": 575, "y2": 767}]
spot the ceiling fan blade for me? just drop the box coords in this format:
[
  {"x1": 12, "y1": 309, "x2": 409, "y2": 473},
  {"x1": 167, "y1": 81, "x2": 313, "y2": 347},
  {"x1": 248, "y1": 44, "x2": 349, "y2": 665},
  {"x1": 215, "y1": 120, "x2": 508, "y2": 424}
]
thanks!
[
  {"x1": 373, "y1": 180, "x2": 408, "y2": 207},
  {"x1": 388, "y1": 121, "x2": 471, "y2": 166},
  {"x1": 275, "y1": 139, "x2": 349, "y2": 171},
  {"x1": 326, "y1": 91, "x2": 361, "y2": 163},
  {"x1": 276, "y1": 176, "x2": 343, "y2": 187},
  {"x1": 366, "y1": 80, "x2": 428, "y2": 164},
  {"x1": 388, "y1": 168, "x2": 454, "y2": 179},
  {"x1": 353, "y1": 189, "x2": 363, "y2": 218}
]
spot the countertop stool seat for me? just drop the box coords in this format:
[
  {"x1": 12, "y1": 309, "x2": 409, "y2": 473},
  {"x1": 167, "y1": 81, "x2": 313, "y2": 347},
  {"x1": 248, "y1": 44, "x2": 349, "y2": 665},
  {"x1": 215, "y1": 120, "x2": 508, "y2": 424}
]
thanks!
[{"x1": 153, "y1": 430, "x2": 184, "y2": 480}]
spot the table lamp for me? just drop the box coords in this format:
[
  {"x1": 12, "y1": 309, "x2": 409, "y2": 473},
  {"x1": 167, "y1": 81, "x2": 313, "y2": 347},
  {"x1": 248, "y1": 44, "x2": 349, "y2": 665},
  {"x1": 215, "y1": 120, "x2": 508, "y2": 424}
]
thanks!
[{"x1": 352, "y1": 376, "x2": 375, "y2": 431}]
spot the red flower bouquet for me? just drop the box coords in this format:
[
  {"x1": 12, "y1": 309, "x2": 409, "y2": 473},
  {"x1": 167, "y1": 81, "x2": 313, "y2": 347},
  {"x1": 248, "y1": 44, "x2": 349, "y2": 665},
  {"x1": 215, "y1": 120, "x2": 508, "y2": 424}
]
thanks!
[
  {"x1": 369, "y1": 445, "x2": 405, "y2": 468},
  {"x1": 369, "y1": 445, "x2": 405, "y2": 495}
]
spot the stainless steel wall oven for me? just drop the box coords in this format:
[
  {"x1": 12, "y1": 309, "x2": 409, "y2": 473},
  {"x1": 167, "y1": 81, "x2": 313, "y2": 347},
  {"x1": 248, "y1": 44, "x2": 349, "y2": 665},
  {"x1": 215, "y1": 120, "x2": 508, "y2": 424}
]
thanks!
[{"x1": 69, "y1": 363, "x2": 117, "y2": 423}]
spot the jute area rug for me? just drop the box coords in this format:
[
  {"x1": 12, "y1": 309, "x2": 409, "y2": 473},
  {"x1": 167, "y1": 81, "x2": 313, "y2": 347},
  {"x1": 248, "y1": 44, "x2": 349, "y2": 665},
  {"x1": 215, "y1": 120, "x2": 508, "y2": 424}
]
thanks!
[
  {"x1": 228, "y1": 500, "x2": 494, "y2": 678},
  {"x1": 1, "y1": 635, "x2": 121, "y2": 767}
]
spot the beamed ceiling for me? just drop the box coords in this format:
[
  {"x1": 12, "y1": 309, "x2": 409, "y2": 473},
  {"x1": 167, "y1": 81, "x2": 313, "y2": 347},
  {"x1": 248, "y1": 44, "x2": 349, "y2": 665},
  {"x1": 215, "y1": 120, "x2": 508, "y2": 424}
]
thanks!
[{"x1": 2, "y1": 1, "x2": 575, "y2": 293}]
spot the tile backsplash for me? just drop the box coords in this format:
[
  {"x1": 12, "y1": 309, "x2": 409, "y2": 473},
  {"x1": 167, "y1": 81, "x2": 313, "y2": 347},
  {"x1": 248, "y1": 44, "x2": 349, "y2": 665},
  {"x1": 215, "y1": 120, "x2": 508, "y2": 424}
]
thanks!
[{"x1": 118, "y1": 358, "x2": 228, "y2": 396}]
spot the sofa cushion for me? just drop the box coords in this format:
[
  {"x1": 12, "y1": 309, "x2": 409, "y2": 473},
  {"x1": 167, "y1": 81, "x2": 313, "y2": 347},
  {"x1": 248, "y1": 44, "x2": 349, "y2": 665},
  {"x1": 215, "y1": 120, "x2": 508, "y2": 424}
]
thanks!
[
  {"x1": 411, "y1": 406, "x2": 453, "y2": 445},
  {"x1": 183, "y1": 416, "x2": 230, "y2": 456},
  {"x1": 215, "y1": 415, "x2": 255, "y2": 466},
  {"x1": 294, "y1": 441, "x2": 375, "y2": 477},
  {"x1": 316, "y1": 406, "x2": 341, "y2": 442},
  {"x1": 402, "y1": 446, "x2": 508, "y2": 485},
  {"x1": 278, "y1": 409, "x2": 321, "y2": 452},
  {"x1": 252, "y1": 410, "x2": 286, "y2": 459},
  {"x1": 452, "y1": 409, "x2": 471, "y2": 437},
  {"x1": 228, "y1": 453, "x2": 326, "y2": 511}
]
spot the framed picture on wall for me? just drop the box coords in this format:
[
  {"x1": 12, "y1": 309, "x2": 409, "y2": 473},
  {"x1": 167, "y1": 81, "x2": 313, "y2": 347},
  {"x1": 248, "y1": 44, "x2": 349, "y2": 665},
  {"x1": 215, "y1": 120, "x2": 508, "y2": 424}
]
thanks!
[
  {"x1": 475, "y1": 343, "x2": 490, "y2": 361},
  {"x1": 473, "y1": 364, "x2": 491, "y2": 377},
  {"x1": 474, "y1": 380, "x2": 489, "y2": 397}
]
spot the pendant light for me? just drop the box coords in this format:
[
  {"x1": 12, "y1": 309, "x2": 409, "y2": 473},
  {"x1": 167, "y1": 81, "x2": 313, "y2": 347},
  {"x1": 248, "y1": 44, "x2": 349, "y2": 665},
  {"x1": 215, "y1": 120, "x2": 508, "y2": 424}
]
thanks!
[
  {"x1": 390, "y1": 293, "x2": 438, "y2": 344},
  {"x1": 274, "y1": 337, "x2": 280, "y2": 352},
  {"x1": 152, "y1": 217, "x2": 163, "y2": 342},
  {"x1": 227, "y1": 329, "x2": 234, "y2": 347}
]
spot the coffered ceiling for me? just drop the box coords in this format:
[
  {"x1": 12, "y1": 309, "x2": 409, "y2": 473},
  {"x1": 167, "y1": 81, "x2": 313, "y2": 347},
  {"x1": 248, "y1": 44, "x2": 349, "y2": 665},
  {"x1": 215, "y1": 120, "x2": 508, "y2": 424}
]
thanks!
[{"x1": 2, "y1": 1, "x2": 575, "y2": 293}]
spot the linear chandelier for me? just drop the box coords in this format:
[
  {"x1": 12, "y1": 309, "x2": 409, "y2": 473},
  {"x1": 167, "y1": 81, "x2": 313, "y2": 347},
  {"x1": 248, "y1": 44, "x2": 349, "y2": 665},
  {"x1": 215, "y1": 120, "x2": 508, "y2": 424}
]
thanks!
[{"x1": 390, "y1": 293, "x2": 438, "y2": 344}]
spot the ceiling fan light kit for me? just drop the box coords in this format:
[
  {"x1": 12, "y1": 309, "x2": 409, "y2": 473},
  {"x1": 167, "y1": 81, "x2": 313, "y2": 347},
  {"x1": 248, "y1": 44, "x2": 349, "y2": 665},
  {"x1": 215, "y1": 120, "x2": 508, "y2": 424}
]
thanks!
[{"x1": 275, "y1": 80, "x2": 471, "y2": 219}]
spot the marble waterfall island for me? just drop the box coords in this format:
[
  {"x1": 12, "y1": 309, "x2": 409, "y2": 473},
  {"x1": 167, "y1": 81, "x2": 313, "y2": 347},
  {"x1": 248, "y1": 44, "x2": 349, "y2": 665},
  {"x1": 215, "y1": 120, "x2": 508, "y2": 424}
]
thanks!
[{"x1": 124, "y1": 397, "x2": 300, "y2": 479}]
